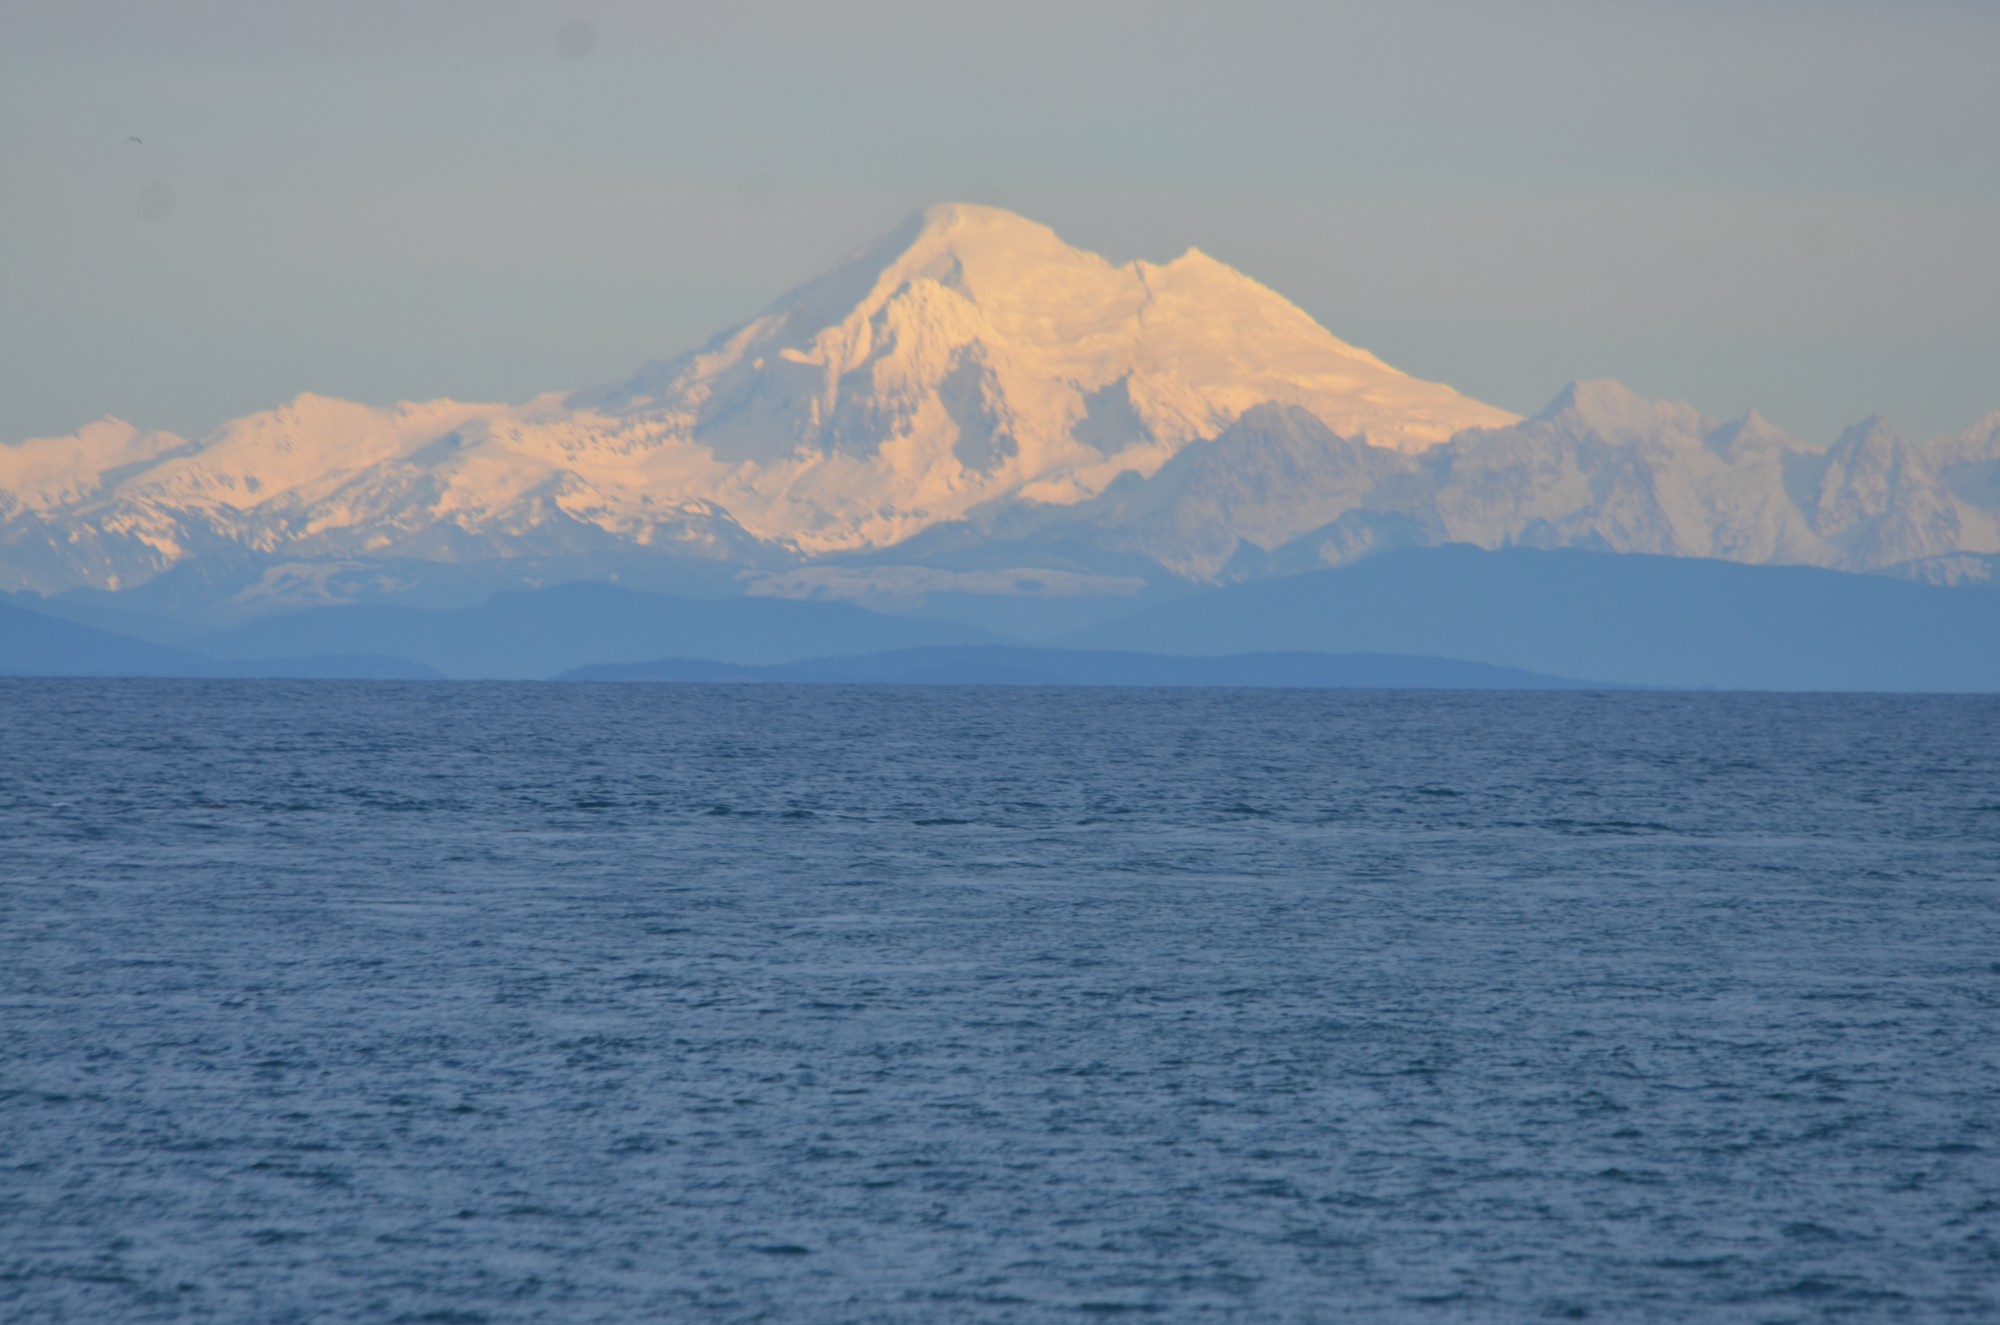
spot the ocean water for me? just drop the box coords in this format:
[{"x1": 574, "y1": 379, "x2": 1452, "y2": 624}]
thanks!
[{"x1": 2, "y1": 681, "x2": 1996, "y2": 1323}]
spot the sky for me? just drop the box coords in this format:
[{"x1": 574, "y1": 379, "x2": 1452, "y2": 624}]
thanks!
[{"x1": 4, "y1": 0, "x2": 1997, "y2": 447}]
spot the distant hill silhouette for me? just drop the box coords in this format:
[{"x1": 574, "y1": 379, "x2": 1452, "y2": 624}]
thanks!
[
  {"x1": 560, "y1": 647, "x2": 1600, "y2": 689},
  {"x1": 0, "y1": 600, "x2": 440, "y2": 679},
  {"x1": 186, "y1": 582, "x2": 1005, "y2": 680},
  {"x1": 0, "y1": 600, "x2": 211, "y2": 676},
  {"x1": 1067, "y1": 546, "x2": 2000, "y2": 692}
]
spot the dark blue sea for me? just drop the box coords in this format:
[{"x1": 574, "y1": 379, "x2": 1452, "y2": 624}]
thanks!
[{"x1": 3, "y1": 682, "x2": 1997, "y2": 1322}]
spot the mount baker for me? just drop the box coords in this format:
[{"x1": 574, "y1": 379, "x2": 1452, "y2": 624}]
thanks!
[{"x1": 2, "y1": 203, "x2": 1995, "y2": 619}]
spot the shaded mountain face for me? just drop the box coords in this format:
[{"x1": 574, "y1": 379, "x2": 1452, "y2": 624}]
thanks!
[
  {"x1": 1400, "y1": 387, "x2": 1997, "y2": 578},
  {"x1": 2, "y1": 205, "x2": 1995, "y2": 622},
  {"x1": 832, "y1": 381, "x2": 2000, "y2": 591}
]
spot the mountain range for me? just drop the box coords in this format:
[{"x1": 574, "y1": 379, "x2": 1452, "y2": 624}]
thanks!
[
  {"x1": 3, "y1": 202, "x2": 1997, "y2": 690},
  {"x1": 881, "y1": 385, "x2": 2000, "y2": 590},
  {"x1": 7, "y1": 202, "x2": 1995, "y2": 632}
]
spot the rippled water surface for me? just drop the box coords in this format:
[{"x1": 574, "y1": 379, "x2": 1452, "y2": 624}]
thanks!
[{"x1": 3, "y1": 681, "x2": 1997, "y2": 1322}]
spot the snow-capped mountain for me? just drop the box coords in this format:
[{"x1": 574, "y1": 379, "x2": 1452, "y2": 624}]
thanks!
[
  {"x1": 2, "y1": 204, "x2": 1996, "y2": 620},
  {"x1": 0, "y1": 205, "x2": 1509, "y2": 610}
]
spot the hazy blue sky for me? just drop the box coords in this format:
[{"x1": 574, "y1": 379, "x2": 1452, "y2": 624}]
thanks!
[{"x1": 5, "y1": 0, "x2": 1996, "y2": 445}]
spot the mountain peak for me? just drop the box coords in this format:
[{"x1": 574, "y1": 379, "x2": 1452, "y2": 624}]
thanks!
[
  {"x1": 1537, "y1": 378, "x2": 1652, "y2": 422},
  {"x1": 1536, "y1": 379, "x2": 1707, "y2": 441},
  {"x1": 886, "y1": 202, "x2": 1082, "y2": 275},
  {"x1": 1703, "y1": 408, "x2": 1800, "y2": 460},
  {"x1": 1832, "y1": 416, "x2": 1904, "y2": 452},
  {"x1": 595, "y1": 204, "x2": 1515, "y2": 495},
  {"x1": 910, "y1": 201, "x2": 1060, "y2": 241}
]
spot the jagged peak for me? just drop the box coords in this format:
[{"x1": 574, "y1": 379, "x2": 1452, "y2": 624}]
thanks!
[
  {"x1": 1704, "y1": 408, "x2": 1800, "y2": 458},
  {"x1": 1218, "y1": 401, "x2": 1347, "y2": 442},
  {"x1": 1536, "y1": 379, "x2": 1651, "y2": 421},
  {"x1": 1917, "y1": 411, "x2": 2000, "y2": 463},
  {"x1": 1819, "y1": 418, "x2": 1938, "y2": 491},
  {"x1": 1532, "y1": 379, "x2": 1712, "y2": 444},
  {"x1": 1958, "y1": 410, "x2": 2000, "y2": 443},
  {"x1": 1831, "y1": 415, "x2": 1906, "y2": 454}
]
